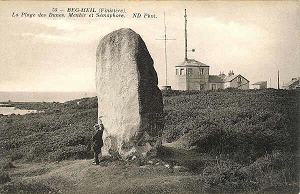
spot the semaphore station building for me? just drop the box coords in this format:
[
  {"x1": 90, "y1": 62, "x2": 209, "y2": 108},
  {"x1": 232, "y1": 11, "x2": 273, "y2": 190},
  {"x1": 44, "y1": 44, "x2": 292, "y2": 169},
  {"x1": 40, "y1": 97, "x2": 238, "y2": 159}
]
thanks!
[
  {"x1": 175, "y1": 9, "x2": 249, "y2": 91},
  {"x1": 175, "y1": 60, "x2": 249, "y2": 91}
]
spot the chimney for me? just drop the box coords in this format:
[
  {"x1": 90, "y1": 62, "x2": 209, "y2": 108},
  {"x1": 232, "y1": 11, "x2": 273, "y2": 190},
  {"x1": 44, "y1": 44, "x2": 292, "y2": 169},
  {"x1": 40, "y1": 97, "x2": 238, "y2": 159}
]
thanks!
[
  {"x1": 228, "y1": 70, "x2": 234, "y2": 76},
  {"x1": 219, "y1": 71, "x2": 226, "y2": 79}
]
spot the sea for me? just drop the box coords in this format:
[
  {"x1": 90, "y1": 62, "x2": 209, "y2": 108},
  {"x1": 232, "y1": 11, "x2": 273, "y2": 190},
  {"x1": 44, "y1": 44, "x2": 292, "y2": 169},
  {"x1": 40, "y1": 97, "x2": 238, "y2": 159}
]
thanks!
[
  {"x1": 0, "y1": 92, "x2": 97, "y2": 115},
  {"x1": 0, "y1": 92, "x2": 97, "y2": 103},
  {"x1": 0, "y1": 104, "x2": 40, "y2": 115}
]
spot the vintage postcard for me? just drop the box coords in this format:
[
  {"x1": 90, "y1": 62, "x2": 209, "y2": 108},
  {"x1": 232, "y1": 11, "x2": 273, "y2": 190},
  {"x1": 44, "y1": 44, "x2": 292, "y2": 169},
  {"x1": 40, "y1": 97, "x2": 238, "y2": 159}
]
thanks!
[{"x1": 0, "y1": 1, "x2": 299, "y2": 194}]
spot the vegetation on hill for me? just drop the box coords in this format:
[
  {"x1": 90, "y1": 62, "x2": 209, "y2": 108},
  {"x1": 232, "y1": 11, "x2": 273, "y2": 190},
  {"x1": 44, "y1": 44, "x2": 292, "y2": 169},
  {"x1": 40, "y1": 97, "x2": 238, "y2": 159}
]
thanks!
[
  {"x1": 0, "y1": 89, "x2": 299, "y2": 193},
  {"x1": 0, "y1": 98, "x2": 98, "y2": 162},
  {"x1": 163, "y1": 89, "x2": 299, "y2": 192},
  {"x1": 164, "y1": 89, "x2": 299, "y2": 161}
]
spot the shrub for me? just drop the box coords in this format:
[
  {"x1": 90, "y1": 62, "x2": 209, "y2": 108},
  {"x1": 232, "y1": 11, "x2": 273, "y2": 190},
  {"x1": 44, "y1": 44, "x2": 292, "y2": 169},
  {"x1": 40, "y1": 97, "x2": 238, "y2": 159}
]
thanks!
[
  {"x1": 10, "y1": 152, "x2": 24, "y2": 161},
  {"x1": 47, "y1": 145, "x2": 93, "y2": 162},
  {"x1": 0, "y1": 159, "x2": 15, "y2": 170},
  {"x1": 0, "y1": 171, "x2": 11, "y2": 184},
  {"x1": 238, "y1": 151, "x2": 299, "y2": 193},
  {"x1": 0, "y1": 182, "x2": 57, "y2": 193}
]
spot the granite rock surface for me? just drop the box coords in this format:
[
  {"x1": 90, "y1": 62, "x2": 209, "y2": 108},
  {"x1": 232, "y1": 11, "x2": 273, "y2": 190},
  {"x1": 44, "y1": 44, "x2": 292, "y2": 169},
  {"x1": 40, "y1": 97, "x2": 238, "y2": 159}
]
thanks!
[{"x1": 95, "y1": 28, "x2": 164, "y2": 158}]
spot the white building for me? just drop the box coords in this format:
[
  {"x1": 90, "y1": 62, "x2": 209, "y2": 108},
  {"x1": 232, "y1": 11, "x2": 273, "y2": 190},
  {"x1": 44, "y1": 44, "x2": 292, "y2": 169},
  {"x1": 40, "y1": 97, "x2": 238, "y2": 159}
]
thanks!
[
  {"x1": 175, "y1": 61, "x2": 250, "y2": 90},
  {"x1": 252, "y1": 81, "x2": 267, "y2": 89},
  {"x1": 282, "y1": 77, "x2": 300, "y2": 90}
]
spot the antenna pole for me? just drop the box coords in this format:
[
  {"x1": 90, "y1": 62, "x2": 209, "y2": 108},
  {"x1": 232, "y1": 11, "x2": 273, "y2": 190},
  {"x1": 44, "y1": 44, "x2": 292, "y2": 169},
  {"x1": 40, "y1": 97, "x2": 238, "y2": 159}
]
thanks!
[
  {"x1": 164, "y1": 12, "x2": 168, "y2": 86},
  {"x1": 278, "y1": 71, "x2": 280, "y2": 89},
  {"x1": 184, "y1": 9, "x2": 188, "y2": 61},
  {"x1": 155, "y1": 12, "x2": 175, "y2": 88}
]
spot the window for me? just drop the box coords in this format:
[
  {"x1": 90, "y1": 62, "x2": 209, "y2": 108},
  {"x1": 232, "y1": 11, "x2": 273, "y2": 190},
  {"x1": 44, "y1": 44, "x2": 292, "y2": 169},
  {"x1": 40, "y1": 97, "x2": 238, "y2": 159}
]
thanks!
[
  {"x1": 238, "y1": 76, "x2": 242, "y2": 83},
  {"x1": 200, "y1": 84, "x2": 204, "y2": 90},
  {"x1": 180, "y1": 68, "x2": 184, "y2": 75},
  {"x1": 176, "y1": 69, "x2": 178, "y2": 75},
  {"x1": 212, "y1": 84, "x2": 216, "y2": 90},
  {"x1": 199, "y1": 68, "x2": 204, "y2": 75},
  {"x1": 188, "y1": 68, "x2": 193, "y2": 76}
]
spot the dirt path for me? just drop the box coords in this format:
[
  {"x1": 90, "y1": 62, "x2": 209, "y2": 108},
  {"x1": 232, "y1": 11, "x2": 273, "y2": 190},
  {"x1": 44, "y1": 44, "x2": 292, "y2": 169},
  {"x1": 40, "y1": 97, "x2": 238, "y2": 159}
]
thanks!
[{"x1": 1, "y1": 145, "x2": 210, "y2": 194}]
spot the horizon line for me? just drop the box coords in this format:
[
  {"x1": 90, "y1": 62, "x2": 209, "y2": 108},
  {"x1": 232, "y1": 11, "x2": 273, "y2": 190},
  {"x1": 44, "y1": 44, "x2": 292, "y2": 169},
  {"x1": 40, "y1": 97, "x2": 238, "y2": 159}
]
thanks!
[{"x1": 0, "y1": 91, "x2": 97, "y2": 93}]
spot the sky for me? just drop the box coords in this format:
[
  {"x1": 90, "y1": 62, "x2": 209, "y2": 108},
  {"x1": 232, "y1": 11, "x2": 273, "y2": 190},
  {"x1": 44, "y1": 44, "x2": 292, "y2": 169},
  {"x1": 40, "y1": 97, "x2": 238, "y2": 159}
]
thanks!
[{"x1": 0, "y1": 1, "x2": 299, "y2": 92}]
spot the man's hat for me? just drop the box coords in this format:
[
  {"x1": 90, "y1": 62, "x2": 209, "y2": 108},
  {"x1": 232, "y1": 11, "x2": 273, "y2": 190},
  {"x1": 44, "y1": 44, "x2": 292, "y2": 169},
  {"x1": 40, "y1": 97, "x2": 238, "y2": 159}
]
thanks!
[{"x1": 94, "y1": 123, "x2": 104, "y2": 130}]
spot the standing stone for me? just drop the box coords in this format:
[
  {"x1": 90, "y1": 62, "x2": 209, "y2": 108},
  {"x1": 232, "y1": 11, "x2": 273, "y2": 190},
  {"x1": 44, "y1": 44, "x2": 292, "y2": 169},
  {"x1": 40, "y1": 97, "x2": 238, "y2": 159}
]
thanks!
[{"x1": 96, "y1": 28, "x2": 164, "y2": 159}]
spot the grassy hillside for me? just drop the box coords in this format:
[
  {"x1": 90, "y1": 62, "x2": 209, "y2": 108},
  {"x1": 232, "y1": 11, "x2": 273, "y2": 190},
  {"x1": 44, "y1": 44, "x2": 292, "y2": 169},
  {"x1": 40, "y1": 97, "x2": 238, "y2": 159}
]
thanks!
[
  {"x1": 0, "y1": 98, "x2": 98, "y2": 162},
  {"x1": 0, "y1": 89, "x2": 299, "y2": 193},
  {"x1": 163, "y1": 89, "x2": 299, "y2": 192},
  {"x1": 164, "y1": 89, "x2": 299, "y2": 161}
]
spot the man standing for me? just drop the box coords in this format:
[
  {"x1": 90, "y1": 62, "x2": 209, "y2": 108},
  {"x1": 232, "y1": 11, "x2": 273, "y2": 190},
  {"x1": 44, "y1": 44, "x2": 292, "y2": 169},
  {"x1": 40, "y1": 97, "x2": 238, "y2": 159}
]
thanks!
[{"x1": 92, "y1": 123, "x2": 104, "y2": 165}]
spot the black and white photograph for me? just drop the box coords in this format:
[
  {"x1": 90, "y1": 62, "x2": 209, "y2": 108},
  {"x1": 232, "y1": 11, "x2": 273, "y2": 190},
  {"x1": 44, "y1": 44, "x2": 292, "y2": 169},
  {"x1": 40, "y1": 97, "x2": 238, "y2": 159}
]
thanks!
[{"x1": 0, "y1": 1, "x2": 299, "y2": 193}]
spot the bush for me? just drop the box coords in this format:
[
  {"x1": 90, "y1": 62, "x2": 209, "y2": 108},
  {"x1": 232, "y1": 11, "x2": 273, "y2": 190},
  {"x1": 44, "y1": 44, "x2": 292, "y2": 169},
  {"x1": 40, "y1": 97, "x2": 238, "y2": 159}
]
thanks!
[
  {"x1": 47, "y1": 145, "x2": 93, "y2": 162},
  {"x1": 238, "y1": 151, "x2": 299, "y2": 193},
  {"x1": 0, "y1": 159, "x2": 15, "y2": 170},
  {"x1": 10, "y1": 152, "x2": 24, "y2": 161},
  {"x1": 0, "y1": 171, "x2": 11, "y2": 184},
  {"x1": 0, "y1": 182, "x2": 57, "y2": 193}
]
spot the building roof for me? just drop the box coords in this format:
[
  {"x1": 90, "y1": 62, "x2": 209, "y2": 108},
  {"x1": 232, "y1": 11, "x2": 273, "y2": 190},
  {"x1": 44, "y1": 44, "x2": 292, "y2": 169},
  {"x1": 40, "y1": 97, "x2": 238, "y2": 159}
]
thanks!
[
  {"x1": 283, "y1": 77, "x2": 300, "y2": 87},
  {"x1": 175, "y1": 59, "x2": 209, "y2": 67},
  {"x1": 209, "y1": 75, "x2": 223, "y2": 83},
  {"x1": 223, "y1": 74, "x2": 250, "y2": 82},
  {"x1": 223, "y1": 75, "x2": 236, "y2": 82},
  {"x1": 252, "y1": 81, "x2": 267, "y2": 85}
]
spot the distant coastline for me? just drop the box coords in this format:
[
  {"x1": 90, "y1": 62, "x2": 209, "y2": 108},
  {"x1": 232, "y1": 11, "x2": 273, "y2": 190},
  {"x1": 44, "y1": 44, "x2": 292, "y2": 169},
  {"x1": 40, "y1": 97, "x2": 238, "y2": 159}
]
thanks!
[{"x1": 0, "y1": 92, "x2": 96, "y2": 103}]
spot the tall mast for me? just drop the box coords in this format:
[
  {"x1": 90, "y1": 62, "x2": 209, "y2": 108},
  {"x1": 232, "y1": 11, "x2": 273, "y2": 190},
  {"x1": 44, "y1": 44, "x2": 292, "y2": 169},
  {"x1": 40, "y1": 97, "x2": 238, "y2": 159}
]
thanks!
[
  {"x1": 278, "y1": 71, "x2": 280, "y2": 89},
  {"x1": 184, "y1": 9, "x2": 188, "y2": 61},
  {"x1": 155, "y1": 12, "x2": 175, "y2": 87},
  {"x1": 164, "y1": 12, "x2": 168, "y2": 86}
]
